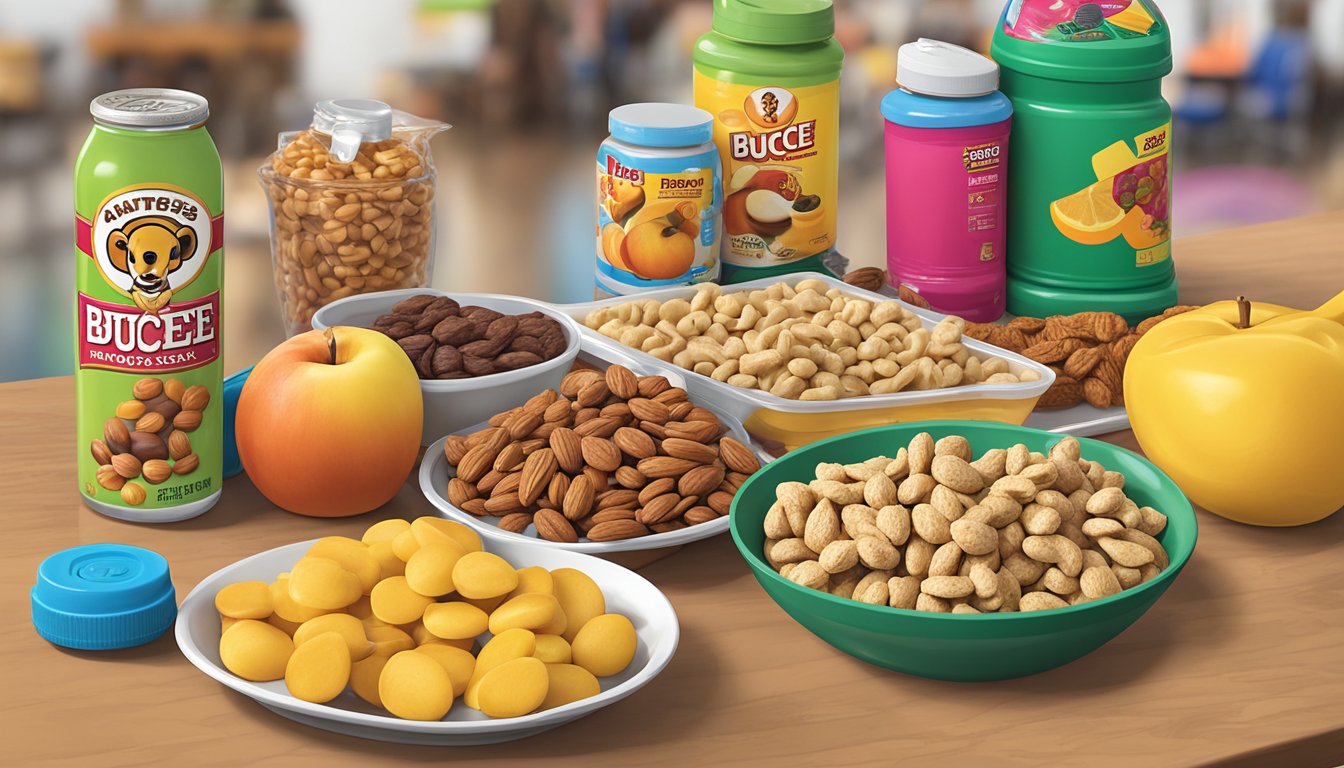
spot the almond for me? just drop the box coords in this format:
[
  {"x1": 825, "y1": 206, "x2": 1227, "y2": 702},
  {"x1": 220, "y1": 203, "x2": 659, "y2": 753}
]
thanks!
[
  {"x1": 518, "y1": 448, "x2": 558, "y2": 505},
  {"x1": 547, "y1": 427, "x2": 584, "y2": 474},
  {"x1": 163, "y1": 378, "x2": 185, "y2": 404},
  {"x1": 653, "y1": 387, "x2": 689, "y2": 405},
  {"x1": 535, "y1": 508, "x2": 579, "y2": 543},
  {"x1": 636, "y1": 456, "x2": 697, "y2": 479},
  {"x1": 562, "y1": 474, "x2": 596, "y2": 521},
  {"x1": 574, "y1": 407, "x2": 600, "y2": 425},
  {"x1": 627, "y1": 397, "x2": 670, "y2": 424},
  {"x1": 718, "y1": 437, "x2": 761, "y2": 474},
  {"x1": 167, "y1": 430, "x2": 191, "y2": 460},
  {"x1": 498, "y1": 512, "x2": 533, "y2": 534},
  {"x1": 104, "y1": 418, "x2": 131, "y2": 454},
  {"x1": 173, "y1": 409, "x2": 203, "y2": 431},
  {"x1": 504, "y1": 409, "x2": 543, "y2": 441},
  {"x1": 96, "y1": 464, "x2": 125, "y2": 491},
  {"x1": 132, "y1": 377, "x2": 163, "y2": 400},
  {"x1": 111, "y1": 453, "x2": 142, "y2": 479},
  {"x1": 582, "y1": 466, "x2": 608, "y2": 491},
  {"x1": 614, "y1": 466, "x2": 646, "y2": 489},
  {"x1": 172, "y1": 453, "x2": 200, "y2": 475},
  {"x1": 684, "y1": 506, "x2": 720, "y2": 525},
  {"x1": 447, "y1": 477, "x2": 477, "y2": 506},
  {"x1": 613, "y1": 427, "x2": 656, "y2": 461},
  {"x1": 456, "y1": 443, "x2": 500, "y2": 483},
  {"x1": 576, "y1": 379, "x2": 611, "y2": 408},
  {"x1": 650, "y1": 521, "x2": 687, "y2": 534},
  {"x1": 460, "y1": 498, "x2": 489, "y2": 516},
  {"x1": 663, "y1": 420, "x2": 720, "y2": 443},
  {"x1": 638, "y1": 477, "x2": 676, "y2": 505},
  {"x1": 640, "y1": 420, "x2": 668, "y2": 440},
  {"x1": 586, "y1": 519, "x2": 650, "y2": 541},
  {"x1": 115, "y1": 400, "x2": 146, "y2": 420},
  {"x1": 599, "y1": 402, "x2": 633, "y2": 422},
  {"x1": 580, "y1": 437, "x2": 622, "y2": 472},
  {"x1": 560, "y1": 368, "x2": 602, "y2": 397},
  {"x1": 490, "y1": 442, "x2": 523, "y2": 472},
  {"x1": 604, "y1": 364, "x2": 639, "y2": 400},
  {"x1": 181, "y1": 385, "x2": 210, "y2": 411},
  {"x1": 547, "y1": 473, "x2": 570, "y2": 508},
  {"x1": 120, "y1": 482, "x2": 147, "y2": 506},
  {"x1": 684, "y1": 406, "x2": 719, "y2": 424},
  {"x1": 443, "y1": 435, "x2": 470, "y2": 464},
  {"x1": 490, "y1": 472, "x2": 523, "y2": 499},
  {"x1": 142, "y1": 459, "x2": 173, "y2": 484},
  {"x1": 597, "y1": 488, "x2": 640, "y2": 511},
  {"x1": 707, "y1": 490, "x2": 734, "y2": 516},
  {"x1": 543, "y1": 398, "x2": 573, "y2": 424},
  {"x1": 637, "y1": 493, "x2": 683, "y2": 525},
  {"x1": 660, "y1": 437, "x2": 719, "y2": 464},
  {"x1": 523, "y1": 388, "x2": 558, "y2": 414},
  {"x1": 591, "y1": 507, "x2": 637, "y2": 524},
  {"x1": 484, "y1": 492, "x2": 525, "y2": 515},
  {"x1": 667, "y1": 401, "x2": 695, "y2": 421},
  {"x1": 574, "y1": 416, "x2": 619, "y2": 438},
  {"x1": 90, "y1": 439, "x2": 112, "y2": 465},
  {"x1": 678, "y1": 464, "x2": 726, "y2": 498},
  {"x1": 489, "y1": 407, "x2": 518, "y2": 428},
  {"x1": 722, "y1": 471, "x2": 751, "y2": 494},
  {"x1": 477, "y1": 469, "x2": 507, "y2": 495},
  {"x1": 636, "y1": 375, "x2": 671, "y2": 397}
]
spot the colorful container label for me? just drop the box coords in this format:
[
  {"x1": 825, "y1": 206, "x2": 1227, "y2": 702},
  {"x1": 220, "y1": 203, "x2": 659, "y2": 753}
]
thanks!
[
  {"x1": 596, "y1": 142, "x2": 721, "y2": 293},
  {"x1": 1005, "y1": 0, "x2": 1163, "y2": 42},
  {"x1": 1049, "y1": 121, "x2": 1171, "y2": 266},
  {"x1": 77, "y1": 180, "x2": 223, "y2": 512},
  {"x1": 694, "y1": 75, "x2": 838, "y2": 266}
]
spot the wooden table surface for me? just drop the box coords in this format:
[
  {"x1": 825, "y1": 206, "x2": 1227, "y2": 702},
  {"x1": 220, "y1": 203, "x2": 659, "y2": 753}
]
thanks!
[{"x1": 7, "y1": 212, "x2": 1344, "y2": 767}]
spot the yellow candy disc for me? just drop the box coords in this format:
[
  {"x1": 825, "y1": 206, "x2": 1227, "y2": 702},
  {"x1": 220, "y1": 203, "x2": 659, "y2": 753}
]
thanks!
[
  {"x1": 362, "y1": 518, "x2": 411, "y2": 545},
  {"x1": 415, "y1": 644, "x2": 476, "y2": 697},
  {"x1": 422, "y1": 601, "x2": 489, "y2": 640},
  {"x1": 464, "y1": 628, "x2": 536, "y2": 709},
  {"x1": 293, "y1": 613, "x2": 374, "y2": 661},
  {"x1": 533, "y1": 634, "x2": 572, "y2": 664},
  {"x1": 347, "y1": 595, "x2": 374, "y2": 620},
  {"x1": 509, "y1": 566, "x2": 554, "y2": 598},
  {"x1": 268, "y1": 614, "x2": 302, "y2": 637},
  {"x1": 552, "y1": 568, "x2": 606, "y2": 643},
  {"x1": 284, "y1": 631, "x2": 351, "y2": 703},
  {"x1": 369, "y1": 575, "x2": 435, "y2": 625},
  {"x1": 306, "y1": 537, "x2": 381, "y2": 594},
  {"x1": 366, "y1": 624, "x2": 415, "y2": 657},
  {"x1": 270, "y1": 576, "x2": 328, "y2": 624},
  {"x1": 412, "y1": 517, "x2": 482, "y2": 554},
  {"x1": 350, "y1": 653, "x2": 389, "y2": 707},
  {"x1": 221, "y1": 616, "x2": 239, "y2": 634},
  {"x1": 452, "y1": 552, "x2": 519, "y2": 600},
  {"x1": 541, "y1": 663, "x2": 601, "y2": 710},
  {"x1": 420, "y1": 636, "x2": 475, "y2": 652},
  {"x1": 368, "y1": 540, "x2": 405, "y2": 581},
  {"x1": 215, "y1": 580, "x2": 273, "y2": 620},
  {"x1": 404, "y1": 541, "x2": 466, "y2": 597},
  {"x1": 391, "y1": 528, "x2": 422, "y2": 562},
  {"x1": 288, "y1": 556, "x2": 362, "y2": 611},
  {"x1": 379, "y1": 650, "x2": 454, "y2": 721},
  {"x1": 488, "y1": 592, "x2": 562, "y2": 635},
  {"x1": 571, "y1": 614, "x2": 637, "y2": 677},
  {"x1": 476, "y1": 657, "x2": 548, "y2": 718},
  {"x1": 220, "y1": 619, "x2": 293, "y2": 682}
]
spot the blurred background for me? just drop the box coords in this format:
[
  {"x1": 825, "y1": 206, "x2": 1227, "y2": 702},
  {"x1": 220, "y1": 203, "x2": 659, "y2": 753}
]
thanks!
[{"x1": 1, "y1": 0, "x2": 1341, "y2": 382}]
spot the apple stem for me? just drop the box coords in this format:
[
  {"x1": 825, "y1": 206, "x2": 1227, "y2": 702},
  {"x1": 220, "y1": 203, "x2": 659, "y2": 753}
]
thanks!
[
  {"x1": 324, "y1": 327, "x2": 337, "y2": 365},
  {"x1": 1235, "y1": 296, "x2": 1251, "y2": 329}
]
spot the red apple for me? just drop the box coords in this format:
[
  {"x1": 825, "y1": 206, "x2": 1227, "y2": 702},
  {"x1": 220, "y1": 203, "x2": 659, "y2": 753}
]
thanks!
[{"x1": 237, "y1": 326, "x2": 423, "y2": 517}]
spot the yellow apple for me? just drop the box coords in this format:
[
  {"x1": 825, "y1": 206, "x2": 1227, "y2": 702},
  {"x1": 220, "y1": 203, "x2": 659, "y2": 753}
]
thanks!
[{"x1": 237, "y1": 326, "x2": 423, "y2": 517}]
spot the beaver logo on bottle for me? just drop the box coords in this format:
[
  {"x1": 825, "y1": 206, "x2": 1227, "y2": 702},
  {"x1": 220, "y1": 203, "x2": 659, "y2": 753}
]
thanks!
[{"x1": 78, "y1": 183, "x2": 221, "y2": 372}]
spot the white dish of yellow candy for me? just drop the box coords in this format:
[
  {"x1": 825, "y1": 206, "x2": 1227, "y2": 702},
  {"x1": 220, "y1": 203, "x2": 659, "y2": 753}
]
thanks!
[{"x1": 174, "y1": 518, "x2": 679, "y2": 745}]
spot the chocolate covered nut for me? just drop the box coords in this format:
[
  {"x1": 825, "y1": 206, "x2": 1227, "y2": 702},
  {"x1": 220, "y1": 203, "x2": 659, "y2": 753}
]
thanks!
[
  {"x1": 432, "y1": 345, "x2": 463, "y2": 375},
  {"x1": 432, "y1": 316, "x2": 479, "y2": 346},
  {"x1": 398, "y1": 334, "x2": 434, "y2": 359},
  {"x1": 463, "y1": 355, "x2": 495, "y2": 377}
]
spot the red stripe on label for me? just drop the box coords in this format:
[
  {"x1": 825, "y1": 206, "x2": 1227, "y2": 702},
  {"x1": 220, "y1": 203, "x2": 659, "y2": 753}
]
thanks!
[{"x1": 78, "y1": 291, "x2": 220, "y2": 372}]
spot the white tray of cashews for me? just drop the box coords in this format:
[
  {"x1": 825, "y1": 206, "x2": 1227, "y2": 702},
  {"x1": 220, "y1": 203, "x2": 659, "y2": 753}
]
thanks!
[{"x1": 556, "y1": 274, "x2": 1055, "y2": 452}]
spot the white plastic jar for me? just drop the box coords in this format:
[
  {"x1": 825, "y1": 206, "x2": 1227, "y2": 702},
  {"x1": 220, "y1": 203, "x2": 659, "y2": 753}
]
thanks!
[{"x1": 596, "y1": 103, "x2": 722, "y2": 297}]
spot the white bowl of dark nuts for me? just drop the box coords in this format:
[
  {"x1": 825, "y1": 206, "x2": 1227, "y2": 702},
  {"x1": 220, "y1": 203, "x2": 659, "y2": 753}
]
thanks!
[{"x1": 313, "y1": 289, "x2": 582, "y2": 443}]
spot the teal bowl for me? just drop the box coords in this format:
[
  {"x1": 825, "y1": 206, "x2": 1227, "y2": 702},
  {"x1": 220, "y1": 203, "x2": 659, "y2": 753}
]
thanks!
[{"x1": 729, "y1": 420, "x2": 1197, "y2": 681}]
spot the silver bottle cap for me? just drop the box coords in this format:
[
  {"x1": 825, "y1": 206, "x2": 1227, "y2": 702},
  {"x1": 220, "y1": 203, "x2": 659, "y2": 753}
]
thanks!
[{"x1": 90, "y1": 89, "x2": 209, "y2": 130}]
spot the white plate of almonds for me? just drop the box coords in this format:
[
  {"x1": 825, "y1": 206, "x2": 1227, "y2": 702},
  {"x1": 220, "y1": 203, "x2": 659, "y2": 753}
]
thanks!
[{"x1": 419, "y1": 344, "x2": 773, "y2": 554}]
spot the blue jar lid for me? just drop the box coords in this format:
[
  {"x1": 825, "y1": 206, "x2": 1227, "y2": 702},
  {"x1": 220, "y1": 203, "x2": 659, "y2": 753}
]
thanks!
[
  {"x1": 31, "y1": 544, "x2": 177, "y2": 650},
  {"x1": 222, "y1": 365, "x2": 252, "y2": 479},
  {"x1": 609, "y1": 103, "x2": 714, "y2": 148},
  {"x1": 880, "y1": 88, "x2": 1013, "y2": 129}
]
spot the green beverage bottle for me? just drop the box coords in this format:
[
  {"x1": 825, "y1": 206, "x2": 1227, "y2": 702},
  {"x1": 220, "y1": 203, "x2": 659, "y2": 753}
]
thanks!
[
  {"x1": 992, "y1": 0, "x2": 1176, "y2": 322},
  {"x1": 694, "y1": 0, "x2": 844, "y2": 284},
  {"x1": 75, "y1": 89, "x2": 224, "y2": 522}
]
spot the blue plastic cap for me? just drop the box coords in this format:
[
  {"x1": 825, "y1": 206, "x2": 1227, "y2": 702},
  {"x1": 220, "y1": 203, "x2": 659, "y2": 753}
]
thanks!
[
  {"x1": 31, "y1": 544, "x2": 177, "y2": 650},
  {"x1": 609, "y1": 103, "x2": 714, "y2": 148},
  {"x1": 222, "y1": 365, "x2": 252, "y2": 479}
]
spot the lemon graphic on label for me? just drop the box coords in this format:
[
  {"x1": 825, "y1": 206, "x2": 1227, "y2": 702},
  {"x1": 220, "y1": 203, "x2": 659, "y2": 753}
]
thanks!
[{"x1": 1050, "y1": 179, "x2": 1127, "y2": 245}]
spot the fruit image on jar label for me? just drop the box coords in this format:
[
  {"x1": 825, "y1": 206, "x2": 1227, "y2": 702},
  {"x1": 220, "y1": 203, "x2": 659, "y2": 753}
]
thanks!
[{"x1": 1049, "y1": 121, "x2": 1171, "y2": 266}]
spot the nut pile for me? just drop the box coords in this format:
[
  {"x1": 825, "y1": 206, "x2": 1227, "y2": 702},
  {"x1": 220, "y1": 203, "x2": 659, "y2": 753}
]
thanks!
[
  {"x1": 584, "y1": 279, "x2": 1036, "y2": 401},
  {"x1": 372, "y1": 294, "x2": 567, "y2": 379},
  {"x1": 442, "y1": 364, "x2": 762, "y2": 542},
  {"x1": 263, "y1": 129, "x2": 434, "y2": 334},
  {"x1": 91, "y1": 376, "x2": 209, "y2": 506},
  {"x1": 215, "y1": 516, "x2": 636, "y2": 720},
  {"x1": 762, "y1": 433, "x2": 1169, "y2": 613}
]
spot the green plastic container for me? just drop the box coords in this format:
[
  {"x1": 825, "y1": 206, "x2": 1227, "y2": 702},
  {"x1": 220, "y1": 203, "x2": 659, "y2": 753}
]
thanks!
[
  {"x1": 730, "y1": 420, "x2": 1196, "y2": 681},
  {"x1": 992, "y1": 1, "x2": 1176, "y2": 323},
  {"x1": 694, "y1": 0, "x2": 844, "y2": 284}
]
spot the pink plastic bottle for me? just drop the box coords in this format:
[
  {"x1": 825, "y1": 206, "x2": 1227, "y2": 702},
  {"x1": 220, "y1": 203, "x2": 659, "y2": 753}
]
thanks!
[{"x1": 882, "y1": 39, "x2": 1013, "y2": 322}]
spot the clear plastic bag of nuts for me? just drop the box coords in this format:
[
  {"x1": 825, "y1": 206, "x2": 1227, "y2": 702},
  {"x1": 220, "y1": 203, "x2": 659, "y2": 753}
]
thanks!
[{"x1": 258, "y1": 99, "x2": 450, "y2": 335}]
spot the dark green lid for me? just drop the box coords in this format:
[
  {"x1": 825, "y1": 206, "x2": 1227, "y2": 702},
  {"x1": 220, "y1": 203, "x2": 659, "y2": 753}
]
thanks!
[
  {"x1": 991, "y1": 1, "x2": 1172, "y2": 83},
  {"x1": 711, "y1": 0, "x2": 834, "y2": 45}
]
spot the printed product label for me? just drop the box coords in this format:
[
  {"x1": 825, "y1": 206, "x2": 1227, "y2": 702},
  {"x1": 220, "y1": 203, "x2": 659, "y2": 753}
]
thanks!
[
  {"x1": 694, "y1": 74, "x2": 839, "y2": 266},
  {"x1": 1005, "y1": 0, "x2": 1163, "y2": 43},
  {"x1": 965, "y1": 140, "x2": 1004, "y2": 245},
  {"x1": 77, "y1": 182, "x2": 223, "y2": 511},
  {"x1": 596, "y1": 144, "x2": 721, "y2": 292},
  {"x1": 1049, "y1": 121, "x2": 1171, "y2": 267}
]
